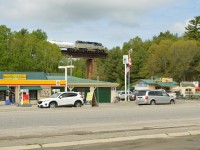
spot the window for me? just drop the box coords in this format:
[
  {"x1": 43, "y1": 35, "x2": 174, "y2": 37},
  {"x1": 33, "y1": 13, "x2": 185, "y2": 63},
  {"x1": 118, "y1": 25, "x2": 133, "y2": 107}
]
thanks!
[
  {"x1": 148, "y1": 91, "x2": 155, "y2": 96},
  {"x1": 162, "y1": 92, "x2": 169, "y2": 96},
  {"x1": 156, "y1": 91, "x2": 162, "y2": 96},
  {"x1": 60, "y1": 93, "x2": 68, "y2": 98},
  {"x1": 67, "y1": 93, "x2": 77, "y2": 97},
  {"x1": 0, "y1": 91, "x2": 6, "y2": 101},
  {"x1": 29, "y1": 90, "x2": 37, "y2": 100},
  {"x1": 185, "y1": 89, "x2": 193, "y2": 94},
  {"x1": 137, "y1": 91, "x2": 147, "y2": 96}
]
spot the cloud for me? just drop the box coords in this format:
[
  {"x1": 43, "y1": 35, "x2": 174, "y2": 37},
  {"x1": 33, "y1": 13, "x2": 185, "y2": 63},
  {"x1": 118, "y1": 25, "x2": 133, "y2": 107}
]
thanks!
[
  {"x1": 169, "y1": 19, "x2": 190, "y2": 36},
  {"x1": 0, "y1": 0, "x2": 173, "y2": 28}
]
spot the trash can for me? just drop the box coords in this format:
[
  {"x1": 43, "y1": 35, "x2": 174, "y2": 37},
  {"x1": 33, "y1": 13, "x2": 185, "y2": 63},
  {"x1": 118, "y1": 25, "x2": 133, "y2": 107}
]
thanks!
[{"x1": 5, "y1": 100, "x2": 11, "y2": 105}]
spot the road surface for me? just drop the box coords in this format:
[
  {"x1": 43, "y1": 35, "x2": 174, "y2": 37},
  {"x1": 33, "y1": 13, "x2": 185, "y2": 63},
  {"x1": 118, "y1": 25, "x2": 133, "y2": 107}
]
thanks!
[{"x1": 0, "y1": 100, "x2": 200, "y2": 149}]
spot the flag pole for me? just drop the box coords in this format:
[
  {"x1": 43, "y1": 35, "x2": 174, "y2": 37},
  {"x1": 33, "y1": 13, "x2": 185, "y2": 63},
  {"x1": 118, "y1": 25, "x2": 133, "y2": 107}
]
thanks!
[
  {"x1": 128, "y1": 49, "x2": 132, "y2": 101},
  {"x1": 123, "y1": 55, "x2": 128, "y2": 102}
]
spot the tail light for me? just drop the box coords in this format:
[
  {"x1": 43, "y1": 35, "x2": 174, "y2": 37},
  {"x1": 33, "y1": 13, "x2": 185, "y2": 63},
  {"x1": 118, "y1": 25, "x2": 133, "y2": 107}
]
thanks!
[{"x1": 145, "y1": 96, "x2": 148, "y2": 100}]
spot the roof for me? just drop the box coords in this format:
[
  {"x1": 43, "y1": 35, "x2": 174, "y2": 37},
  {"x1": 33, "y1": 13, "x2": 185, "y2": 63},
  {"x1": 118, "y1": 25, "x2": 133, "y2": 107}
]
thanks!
[
  {"x1": 0, "y1": 72, "x2": 118, "y2": 87},
  {"x1": 181, "y1": 83, "x2": 195, "y2": 87},
  {"x1": 47, "y1": 74, "x2": 119, "y2": 87},
  {"x1": 140, "y1": 79, "x2": 157, "y2": 84},
  {"x1": 157, "y1": 82, "x2": 178, "y2": 87},
  {"x1": 0, "y1": 71, "x2": 47, "y2": 80},
  {"x1": 134, "y1": 79, "x2": 178, "y2": 87}
]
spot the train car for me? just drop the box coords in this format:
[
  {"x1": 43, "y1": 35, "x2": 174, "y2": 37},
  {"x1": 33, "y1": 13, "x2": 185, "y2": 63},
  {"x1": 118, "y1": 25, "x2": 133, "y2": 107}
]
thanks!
[
  {"x1": 48, "y1": 40, "x2": 75, "y2": 51},
  {"x1": 75, "y1": 41, "x2": 105, "y2": 53},
  {"x1": 49, "y1": 40, "x2": 105, "y2": 53}
]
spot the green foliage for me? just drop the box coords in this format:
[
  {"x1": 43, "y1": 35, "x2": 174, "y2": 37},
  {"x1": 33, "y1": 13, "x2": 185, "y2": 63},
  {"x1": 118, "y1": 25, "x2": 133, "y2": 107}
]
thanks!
[
  {"x1": 168, "y1": 40, "x2": 200, "y2": 81},
  {"x1": 185, "y1": 16, "x2": 200, "y2": 40},
  {"x1": 141, "y1": 40, "x2": 173, "y2": 77},
  {"x1": 96, "y1": 47, "x2": 124, "y2": 88},
  {"x1": 140, "y1": 39, "x2": 200, "y2": 82},
  {"x1": 32, "y1": 29, "x2": 48, "y2": 40},
  {"x1": 0, "y1": 25, "x2": 62, "y2": 72},
  {"x1": 152, "y1": 31, "x2": 179, "y2": 44}
]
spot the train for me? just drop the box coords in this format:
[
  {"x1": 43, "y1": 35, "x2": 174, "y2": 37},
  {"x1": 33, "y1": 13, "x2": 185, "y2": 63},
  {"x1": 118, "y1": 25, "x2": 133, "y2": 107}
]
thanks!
[{"x1": 49, "y1": 40, "x2": 105, "y2": 53}]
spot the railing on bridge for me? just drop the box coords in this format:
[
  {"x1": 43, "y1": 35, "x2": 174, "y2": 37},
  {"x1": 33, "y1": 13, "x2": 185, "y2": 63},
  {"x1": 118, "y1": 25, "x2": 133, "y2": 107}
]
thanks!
[{"x1": 61, "y1": 49, "x2": 108, "y2": 59}]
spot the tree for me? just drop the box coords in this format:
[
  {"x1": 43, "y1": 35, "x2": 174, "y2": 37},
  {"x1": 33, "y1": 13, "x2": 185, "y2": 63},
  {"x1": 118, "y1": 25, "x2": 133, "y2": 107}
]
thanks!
[
  {"x1": 0, "y1": 26, "x2": 62, "y2": 72},
  {"x1": 168, "y1": 40, "x2": 200, "y2": 81},
  {"x1": 96, "y1": 46, "x2": 124, "y2": 88},
  {"x1": 32, "y1": 29, "x2": 48, "y2": 40},
  {"x1": 152, "y1": 31, "x2": 179, "y2": 44},
  {"x1": 140, "y1": 40, "x2": 173, "y2": 78},
  {"x1": 0, "y1": 25, "x2": 12, "y2": 70},
  {"x1": 185, "y1": 16, "x2": 200, "y2": 40},
  {"x1": 128, "y1": 37, "x2": 151, "y2": 82}
]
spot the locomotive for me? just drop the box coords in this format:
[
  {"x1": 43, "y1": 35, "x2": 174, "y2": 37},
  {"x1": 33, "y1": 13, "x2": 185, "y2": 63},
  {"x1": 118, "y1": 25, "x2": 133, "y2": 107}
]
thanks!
[{"x1": 49, "y1": 40, "x2": 105, "y2": 53}]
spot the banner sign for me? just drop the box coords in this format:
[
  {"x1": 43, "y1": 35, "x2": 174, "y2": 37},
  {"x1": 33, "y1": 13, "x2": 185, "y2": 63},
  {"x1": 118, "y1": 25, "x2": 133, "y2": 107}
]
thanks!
[
  {"x1": 86, "y1": 92, "x2": 94, "y2": 101},
  {"x1": 3, "y1": 74, "x2": 26, "y2": 80}
]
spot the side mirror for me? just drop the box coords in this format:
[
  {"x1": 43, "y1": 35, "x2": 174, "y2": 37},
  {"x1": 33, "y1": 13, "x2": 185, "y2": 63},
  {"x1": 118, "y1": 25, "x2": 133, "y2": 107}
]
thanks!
[{"x1": 59, "y1": 96, "x2": 63, "y2": 99}]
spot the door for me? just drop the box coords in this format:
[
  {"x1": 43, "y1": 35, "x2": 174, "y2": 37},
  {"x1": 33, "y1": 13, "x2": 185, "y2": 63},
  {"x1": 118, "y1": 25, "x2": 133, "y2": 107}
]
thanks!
[
  {"x1": 154, "y1": 91, "x2": 163, "y2": 104},
  {"x1": 58, "y1": 93, "x2": 68, "y2": 106},
  {"x1": 161, "y1": 92, "x2": 171, "y2": 103},
  {"x1": 59, "y1": 93, "x2": 77, "y2": 106}
]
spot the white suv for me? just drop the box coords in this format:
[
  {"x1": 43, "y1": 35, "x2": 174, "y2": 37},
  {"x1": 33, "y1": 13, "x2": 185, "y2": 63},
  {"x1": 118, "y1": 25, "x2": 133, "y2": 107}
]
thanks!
[
  {"x1": 117, "y1": 91, "x2": 133, "y2": 100},
  {"x1": 38, "y1": 92, "x2": 84, "y2": 108}
]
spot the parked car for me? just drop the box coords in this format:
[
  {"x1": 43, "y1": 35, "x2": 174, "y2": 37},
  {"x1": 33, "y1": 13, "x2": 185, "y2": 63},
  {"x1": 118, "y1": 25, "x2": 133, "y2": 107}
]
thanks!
[
  {"x1": 38, "y1": 92, "x2": 84, "y2": 108},
  {"x1": 130, "y1": 90, "x2": 138, "y2": 101},
  {"x1": 135, "y1": 90, "x2": 175, "y2": 105},
  {"x1": 117, "y1": 91, "x2": 133, "y2": 100}
]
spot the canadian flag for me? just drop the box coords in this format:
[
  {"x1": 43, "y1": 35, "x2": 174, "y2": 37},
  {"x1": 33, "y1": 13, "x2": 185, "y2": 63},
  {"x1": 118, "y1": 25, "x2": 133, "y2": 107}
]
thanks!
[
  {"x1": 126, "y1": 56, "x2": 132, "y2": 73},
  {"x1": 128, "y1": 57, "x2": 132, "y2": 68}
]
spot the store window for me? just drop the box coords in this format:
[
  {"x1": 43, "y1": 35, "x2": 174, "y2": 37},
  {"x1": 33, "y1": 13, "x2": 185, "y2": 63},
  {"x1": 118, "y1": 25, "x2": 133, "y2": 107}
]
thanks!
[
  {"x1": 0, "y1": 91, "x2": 6, "y2": 101},
  {"x1": 29, "y1": 90, "x2": 37, "y2": 100}
]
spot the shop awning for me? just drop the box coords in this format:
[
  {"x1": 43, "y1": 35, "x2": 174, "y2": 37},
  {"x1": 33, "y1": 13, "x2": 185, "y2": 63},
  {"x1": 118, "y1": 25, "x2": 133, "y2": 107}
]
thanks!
[
  {"x1": 20, "y1": 86, "x2": 42, "y2": 90},
  {"x1": 0, "y1": 86, "x2": 9, "y2": 90}
]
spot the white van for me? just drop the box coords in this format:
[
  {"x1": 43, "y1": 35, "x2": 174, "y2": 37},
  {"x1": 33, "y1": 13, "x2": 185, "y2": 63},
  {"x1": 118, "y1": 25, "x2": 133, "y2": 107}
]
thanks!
[{"x1": 135, "y1": 90, "x2": 175, "y2": 105}]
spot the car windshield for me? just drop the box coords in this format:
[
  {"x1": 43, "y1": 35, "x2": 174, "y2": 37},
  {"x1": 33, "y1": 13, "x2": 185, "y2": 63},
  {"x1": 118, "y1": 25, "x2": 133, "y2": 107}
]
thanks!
[
  {"x1": 137, "y1": 91, "x2": 147, "y2": 96},
  {"x1": 50, "y1": 92, "x2": 61, "y2": 98}
]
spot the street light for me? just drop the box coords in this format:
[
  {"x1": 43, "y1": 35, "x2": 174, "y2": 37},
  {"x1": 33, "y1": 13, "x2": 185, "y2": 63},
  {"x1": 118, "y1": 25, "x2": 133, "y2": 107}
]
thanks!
[{"x1": 58, "y1": 65, "x2": 74, "y2": 92}]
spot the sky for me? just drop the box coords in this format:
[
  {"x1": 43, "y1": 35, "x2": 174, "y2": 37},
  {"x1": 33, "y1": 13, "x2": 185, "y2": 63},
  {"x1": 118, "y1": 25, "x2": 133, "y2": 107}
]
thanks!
[{"x1": 0, "y1": 0, "x2": 199, "y2": 49}]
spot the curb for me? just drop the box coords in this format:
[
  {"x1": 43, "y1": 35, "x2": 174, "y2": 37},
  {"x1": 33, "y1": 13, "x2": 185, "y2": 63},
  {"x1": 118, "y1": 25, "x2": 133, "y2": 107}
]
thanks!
[{"x1": 1, "y1": 130, "x2": 200, "y2": 150}]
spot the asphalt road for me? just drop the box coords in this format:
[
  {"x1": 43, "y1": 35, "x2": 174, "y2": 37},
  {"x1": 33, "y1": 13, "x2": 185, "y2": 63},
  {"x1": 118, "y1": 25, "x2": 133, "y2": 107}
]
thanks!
[{"x1": 0, "y1": 100, "x2": 200, "y2": 149}]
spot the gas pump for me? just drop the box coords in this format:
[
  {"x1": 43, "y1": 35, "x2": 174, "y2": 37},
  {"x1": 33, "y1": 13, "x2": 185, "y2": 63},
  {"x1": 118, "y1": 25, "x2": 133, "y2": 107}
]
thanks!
[{"x1": 19, "y1": 89, "x2": 29, "y2": 105}]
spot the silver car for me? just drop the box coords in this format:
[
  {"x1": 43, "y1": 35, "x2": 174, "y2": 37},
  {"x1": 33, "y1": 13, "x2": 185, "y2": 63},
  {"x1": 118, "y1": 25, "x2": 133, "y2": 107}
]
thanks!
[{"x1": 135, "y1": 90, "x2": 175, "y2": 105}]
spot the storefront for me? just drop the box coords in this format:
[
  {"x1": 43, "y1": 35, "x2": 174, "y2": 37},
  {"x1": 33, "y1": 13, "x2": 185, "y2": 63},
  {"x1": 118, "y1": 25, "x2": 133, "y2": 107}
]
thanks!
[
  {"x1": 0, "y1": 72, "x2": 66, "y2": 105},
  {"x1": 133, "y1": 78, "x2": 179, "y2": 91},
  {"x1": 0, "y1": 71, "x2": 118, "y2": 105}
]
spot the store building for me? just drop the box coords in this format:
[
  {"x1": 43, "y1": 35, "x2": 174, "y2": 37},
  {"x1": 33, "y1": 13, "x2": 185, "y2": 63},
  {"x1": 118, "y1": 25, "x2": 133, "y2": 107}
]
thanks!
[
  {"x1": 133, "y1": 78, "x2": 179, "y2": 91},
  {"x1": 0, "y1": 71, "x2": 118, "y2": 105}
]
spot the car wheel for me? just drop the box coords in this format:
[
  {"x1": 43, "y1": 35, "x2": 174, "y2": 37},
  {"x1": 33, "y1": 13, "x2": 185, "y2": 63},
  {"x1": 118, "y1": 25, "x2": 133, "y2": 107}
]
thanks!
[
  {"x1": 49, "y1": 102, "x2": 57, "y2": 108},
  {"x1": 74, "y1": 101, "x2": 82, "y2": 107},
  {"x1": 150, "y1": 100, "x2": 156, "y2": 105},
  {"x1": 170, "y1": 100, "x2": 175, "y2": 104}
]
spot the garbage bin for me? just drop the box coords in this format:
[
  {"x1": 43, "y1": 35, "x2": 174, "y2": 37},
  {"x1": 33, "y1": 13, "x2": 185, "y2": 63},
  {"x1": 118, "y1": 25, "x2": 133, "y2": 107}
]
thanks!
[{"x1": 5, "y1": 100, "x2": 11, "y2": 105}]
